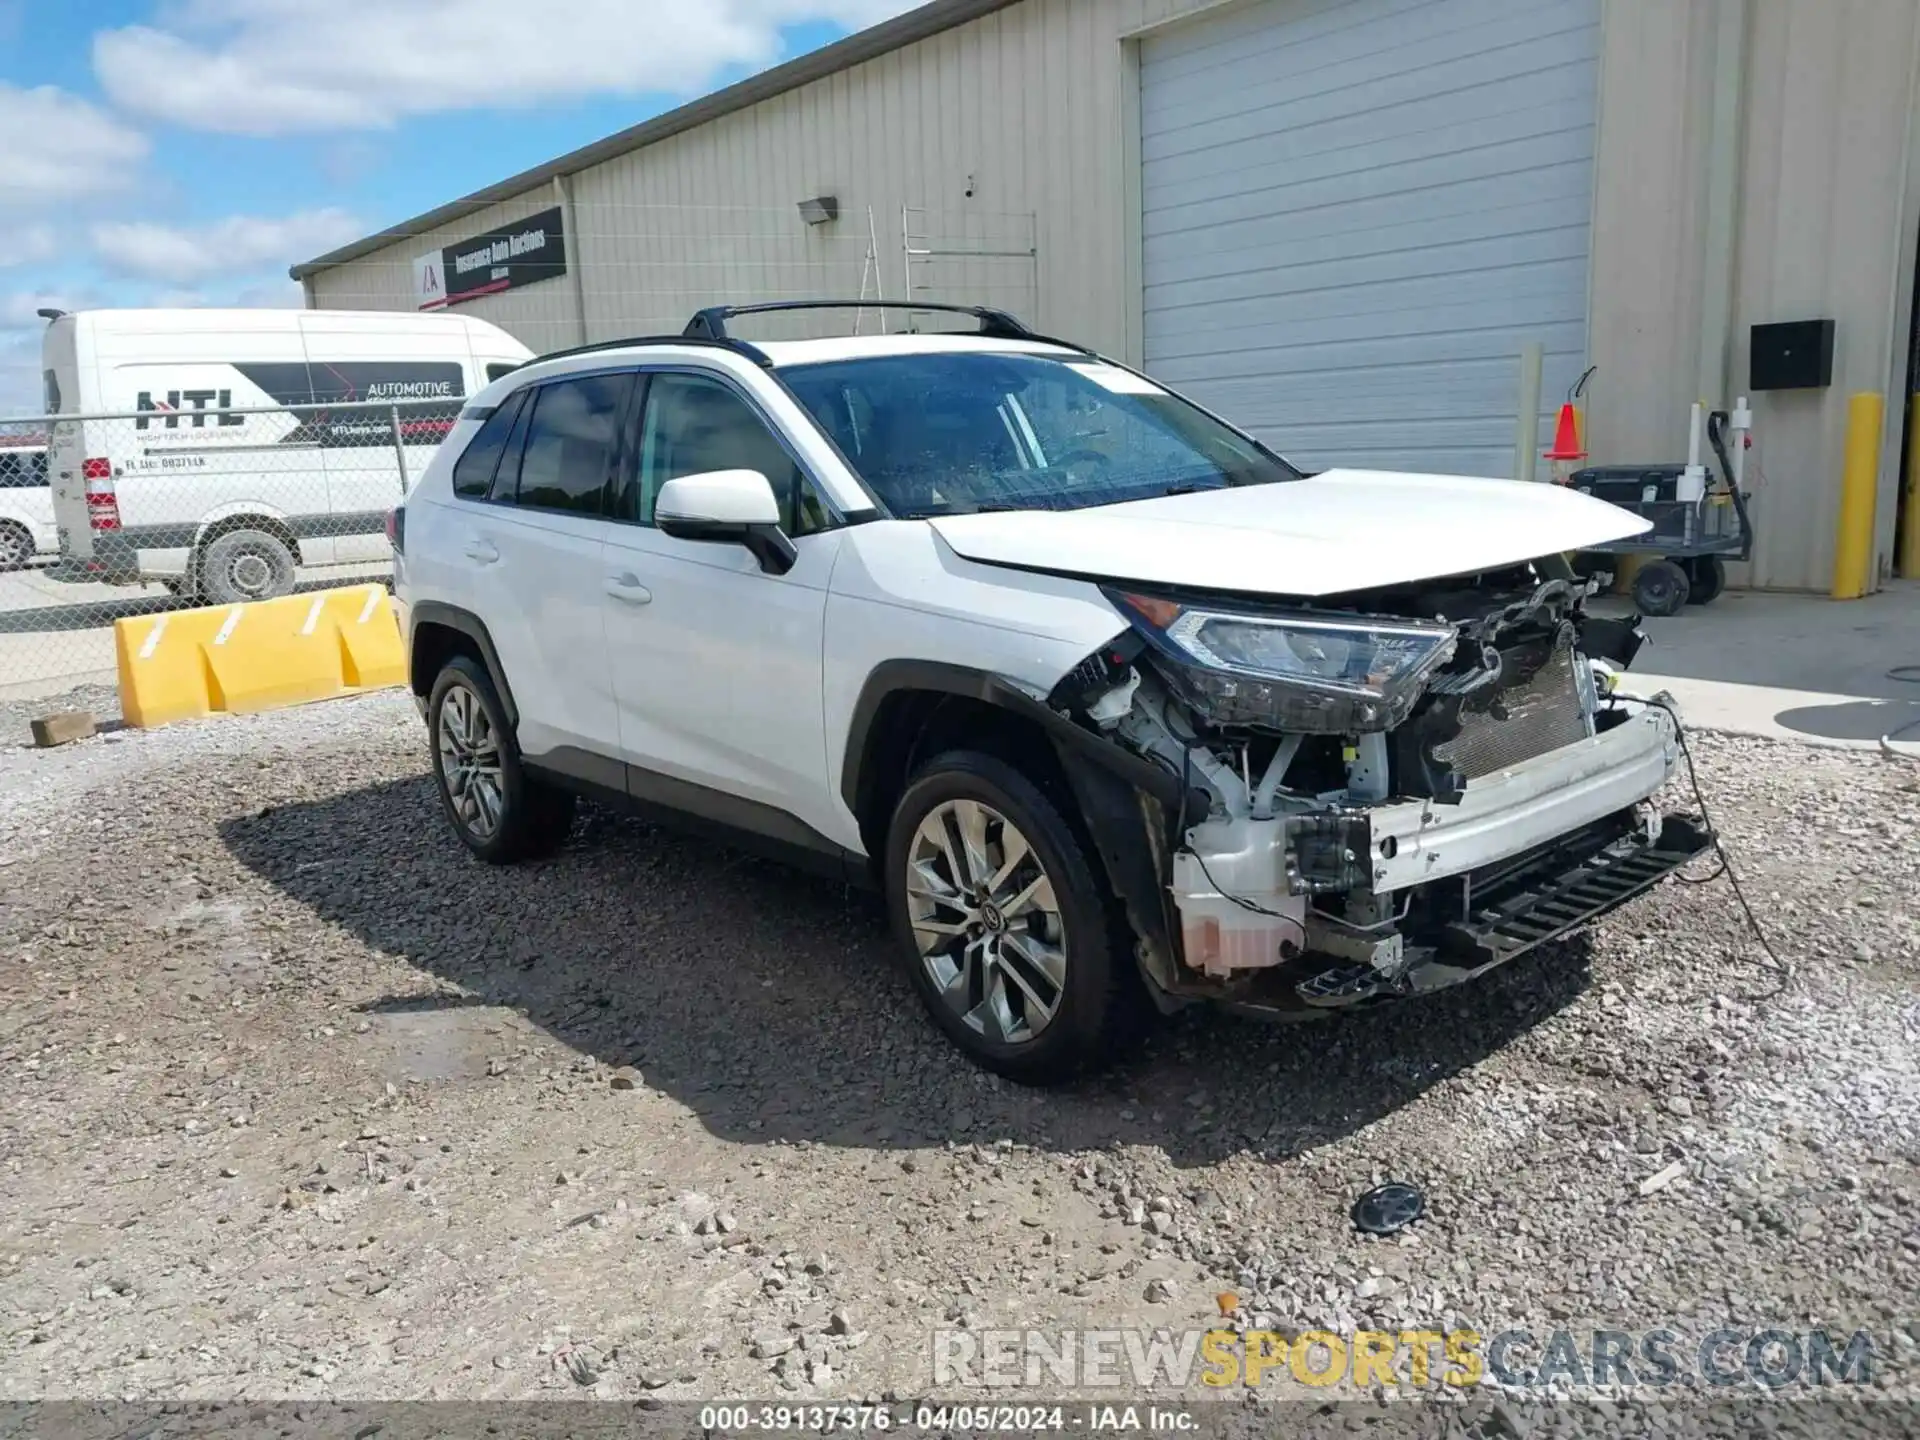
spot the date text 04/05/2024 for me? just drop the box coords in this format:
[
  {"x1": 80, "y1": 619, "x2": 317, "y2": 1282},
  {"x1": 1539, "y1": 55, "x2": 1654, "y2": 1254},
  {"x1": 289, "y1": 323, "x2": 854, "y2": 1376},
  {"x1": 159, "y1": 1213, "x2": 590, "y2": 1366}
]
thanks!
[{"x1": 696, "y1": 1404, "x2": 1198, "y2": 1432}]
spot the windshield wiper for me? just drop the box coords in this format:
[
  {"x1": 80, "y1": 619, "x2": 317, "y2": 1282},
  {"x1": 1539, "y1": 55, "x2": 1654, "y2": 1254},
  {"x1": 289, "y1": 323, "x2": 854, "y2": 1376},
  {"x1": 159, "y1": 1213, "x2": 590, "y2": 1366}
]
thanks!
[{"x1": 1159, "y1": 480, "x2": 1227, "y2": 496}]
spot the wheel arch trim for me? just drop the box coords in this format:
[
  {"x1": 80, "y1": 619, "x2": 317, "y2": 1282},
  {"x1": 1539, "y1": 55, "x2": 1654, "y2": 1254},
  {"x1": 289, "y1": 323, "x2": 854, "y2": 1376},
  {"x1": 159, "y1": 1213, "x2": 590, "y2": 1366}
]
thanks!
[
  {"x1": 839, "y1": 660, "x2": 1187, "y2": 825},
  {"x1": 408, "y1": 601, "x2": 520, "y2": 729}
]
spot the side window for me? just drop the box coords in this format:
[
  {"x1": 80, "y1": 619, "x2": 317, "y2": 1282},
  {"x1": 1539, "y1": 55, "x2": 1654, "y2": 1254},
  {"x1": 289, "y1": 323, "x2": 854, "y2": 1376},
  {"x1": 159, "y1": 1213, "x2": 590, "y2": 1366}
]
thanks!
[
  {"x1": 450, "y1": 390, "x2": 527, "y2": 498},
  {"x1": 513, "y1": 372, "x2": 631, "y2": 517},
  {"x1": 629, "y1": 372, "x2": 828, "y2": 535},
  {"x1": 0, "y1": 452, "x2": 42, "y2": 489},
  {"x1": 43, "y1": 370, "x2": 60, "y2": 414}
]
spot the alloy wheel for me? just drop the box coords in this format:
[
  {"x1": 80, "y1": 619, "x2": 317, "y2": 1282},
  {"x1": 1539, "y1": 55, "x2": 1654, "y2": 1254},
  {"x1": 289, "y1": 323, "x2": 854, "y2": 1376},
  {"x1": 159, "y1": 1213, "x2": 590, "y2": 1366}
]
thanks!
[
  {"x1": 906, "y1": 798, "x2": 1066, "y2": 1044},
  {"x1": 437, "y1": 684, "x2": 504, "y2": 840}
]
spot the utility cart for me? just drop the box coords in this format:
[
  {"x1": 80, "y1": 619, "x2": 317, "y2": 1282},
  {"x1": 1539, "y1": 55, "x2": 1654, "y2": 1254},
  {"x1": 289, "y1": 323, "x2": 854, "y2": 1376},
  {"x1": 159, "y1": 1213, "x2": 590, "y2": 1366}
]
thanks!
[{"x1": 1569, "y1": 406, "x2": 1756, "y2": 617}]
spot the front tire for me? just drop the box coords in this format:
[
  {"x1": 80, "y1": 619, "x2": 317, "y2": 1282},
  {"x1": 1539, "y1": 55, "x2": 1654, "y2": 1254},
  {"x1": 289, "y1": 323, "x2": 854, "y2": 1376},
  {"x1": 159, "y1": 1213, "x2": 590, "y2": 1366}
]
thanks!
[
  {"x1": 428, "y1": 654, "x2": 575, "y2": 864},
  {"x1": 1631, "y1": 558, "x2": 1690, "y2": 617},
  {"x1": 885, "y1": 750, "x2": 1135, "y2": 1085}
]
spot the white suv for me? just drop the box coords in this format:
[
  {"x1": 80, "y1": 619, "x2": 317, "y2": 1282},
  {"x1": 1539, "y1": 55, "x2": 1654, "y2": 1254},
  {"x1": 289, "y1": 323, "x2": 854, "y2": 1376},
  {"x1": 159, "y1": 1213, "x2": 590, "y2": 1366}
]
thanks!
[{"x1": 392, "y1": 302, "x2": 1707, "y2": 1084}]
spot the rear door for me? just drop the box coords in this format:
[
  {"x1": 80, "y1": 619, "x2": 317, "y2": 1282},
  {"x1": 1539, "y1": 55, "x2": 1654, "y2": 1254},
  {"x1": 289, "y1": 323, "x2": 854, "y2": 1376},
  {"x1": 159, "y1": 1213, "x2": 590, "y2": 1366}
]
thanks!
[
  {"x1": 452, "y1": 369, "x2": 631, "y2": 762},
  {"x1": 42, "y1": 316, "x2": 90, "y2": 560},
  {"x1": 301, "y1": 316, "x2": 467, "y2": 567}
]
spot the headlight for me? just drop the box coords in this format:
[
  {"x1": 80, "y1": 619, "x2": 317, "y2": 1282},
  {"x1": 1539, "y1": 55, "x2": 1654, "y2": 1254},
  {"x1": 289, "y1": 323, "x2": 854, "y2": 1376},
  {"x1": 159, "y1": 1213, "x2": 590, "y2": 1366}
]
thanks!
[{"x1": 1111, "y1": 590, "x2": 1456, "y2": 733}]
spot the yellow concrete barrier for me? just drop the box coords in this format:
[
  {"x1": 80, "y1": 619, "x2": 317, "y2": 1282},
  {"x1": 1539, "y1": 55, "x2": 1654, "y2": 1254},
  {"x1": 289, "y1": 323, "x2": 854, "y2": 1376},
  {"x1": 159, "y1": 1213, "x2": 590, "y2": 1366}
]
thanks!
[{"x1": 115, "y1": 583, "x2": 406, "y2": 729}]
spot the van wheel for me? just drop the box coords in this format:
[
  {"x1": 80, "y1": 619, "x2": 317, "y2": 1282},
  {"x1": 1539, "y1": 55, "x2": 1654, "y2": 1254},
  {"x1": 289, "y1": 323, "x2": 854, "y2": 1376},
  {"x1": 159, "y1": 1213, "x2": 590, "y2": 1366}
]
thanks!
[
  {"x1": 0, "y1": 522, "x2": 31, "y2": 571},
  {"x1": 199, "y1": 529, "x2": 296, "y2": 604}
]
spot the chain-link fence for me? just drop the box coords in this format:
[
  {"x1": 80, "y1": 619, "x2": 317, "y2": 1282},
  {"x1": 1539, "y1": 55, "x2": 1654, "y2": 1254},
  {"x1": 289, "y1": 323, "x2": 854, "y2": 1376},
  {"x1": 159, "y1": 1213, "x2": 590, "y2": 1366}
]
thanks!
[{"x1": 0, "y1": 399, "x2": 454, "y2": 704}]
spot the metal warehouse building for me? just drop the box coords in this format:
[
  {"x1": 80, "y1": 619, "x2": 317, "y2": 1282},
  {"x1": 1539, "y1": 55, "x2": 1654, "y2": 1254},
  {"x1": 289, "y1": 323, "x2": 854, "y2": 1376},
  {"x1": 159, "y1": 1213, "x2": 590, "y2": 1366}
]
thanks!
[{"x1": 295, "y1": 0, "x2": 1920, "y2": 594}]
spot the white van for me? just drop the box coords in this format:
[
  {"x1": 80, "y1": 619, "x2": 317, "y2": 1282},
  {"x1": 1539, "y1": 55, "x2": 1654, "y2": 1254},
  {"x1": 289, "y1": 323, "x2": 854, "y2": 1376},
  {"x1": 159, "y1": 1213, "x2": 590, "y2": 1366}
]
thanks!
[
  {"x1": 43, "y1": 308, "x2": 532, "y2": 601},
  {"x1": 0, "y1": 440, "x2": 55, "y2": 568}
]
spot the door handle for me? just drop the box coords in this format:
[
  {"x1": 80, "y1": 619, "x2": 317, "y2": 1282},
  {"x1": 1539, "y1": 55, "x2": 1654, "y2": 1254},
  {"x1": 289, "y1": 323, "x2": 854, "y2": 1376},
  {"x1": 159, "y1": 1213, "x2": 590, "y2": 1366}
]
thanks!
[
  {"x1": 605, "y1": 572, "x2": 652, "y2": 604},
  {"x1": 464, "y1": 538, "x2": 499, "y2": 564}
]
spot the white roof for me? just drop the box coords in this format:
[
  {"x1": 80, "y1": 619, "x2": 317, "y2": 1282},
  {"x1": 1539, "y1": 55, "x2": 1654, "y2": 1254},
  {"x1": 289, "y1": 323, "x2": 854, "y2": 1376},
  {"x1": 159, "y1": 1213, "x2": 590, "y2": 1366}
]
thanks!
[
  {"x1": 756, "y1": 333, "x2": 1079, "y2": 366},
  {"x1": 60, "y1": 307, "x2": 515, "y2": 341}
]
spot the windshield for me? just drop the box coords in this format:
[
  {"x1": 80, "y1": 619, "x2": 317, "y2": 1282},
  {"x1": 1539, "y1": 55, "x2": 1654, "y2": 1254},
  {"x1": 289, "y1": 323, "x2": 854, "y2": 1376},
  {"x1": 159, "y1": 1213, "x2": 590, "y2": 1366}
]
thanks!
[{"x1": 779, "y1": 351, "x2": 1302, "y2": 518}]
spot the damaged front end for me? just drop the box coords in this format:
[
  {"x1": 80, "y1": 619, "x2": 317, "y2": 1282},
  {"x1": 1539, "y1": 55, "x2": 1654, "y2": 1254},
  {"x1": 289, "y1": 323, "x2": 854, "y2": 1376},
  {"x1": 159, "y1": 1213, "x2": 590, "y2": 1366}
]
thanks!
[{"x1": 1046, "y1": 560, "x2": 1711, "y2": 1017}]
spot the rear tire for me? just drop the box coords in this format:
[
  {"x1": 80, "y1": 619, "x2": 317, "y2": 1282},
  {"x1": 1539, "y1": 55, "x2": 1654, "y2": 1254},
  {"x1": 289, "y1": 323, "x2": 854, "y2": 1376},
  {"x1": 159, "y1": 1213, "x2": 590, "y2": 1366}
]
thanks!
[
  {"x1": 198, "y1": 528, "x2": 296, "y2": 604},
  {"x1": 428, "y1": 654, "x2": 575, "y2": 864},
  {"x1": 885, "y1": 749, "x2": 1138, "y2": 1085},
  {"x1": 1684, "y1": 555, "x2": 1726, "y2": 605}
]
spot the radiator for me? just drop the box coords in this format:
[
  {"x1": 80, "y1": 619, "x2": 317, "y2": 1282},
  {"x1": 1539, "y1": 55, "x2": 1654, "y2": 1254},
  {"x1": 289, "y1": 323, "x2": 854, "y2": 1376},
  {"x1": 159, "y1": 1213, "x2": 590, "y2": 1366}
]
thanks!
[{"x1": 1434, "y1": 643, "x2": 1592, "y2": 780}]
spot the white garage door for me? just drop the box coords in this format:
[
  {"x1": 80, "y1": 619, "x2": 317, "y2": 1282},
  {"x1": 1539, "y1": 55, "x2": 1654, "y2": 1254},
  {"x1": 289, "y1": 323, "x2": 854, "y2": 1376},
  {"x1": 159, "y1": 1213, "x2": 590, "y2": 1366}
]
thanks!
[{"x1": 1141, "y1": 0, "x2": 1599, "y2": 478}]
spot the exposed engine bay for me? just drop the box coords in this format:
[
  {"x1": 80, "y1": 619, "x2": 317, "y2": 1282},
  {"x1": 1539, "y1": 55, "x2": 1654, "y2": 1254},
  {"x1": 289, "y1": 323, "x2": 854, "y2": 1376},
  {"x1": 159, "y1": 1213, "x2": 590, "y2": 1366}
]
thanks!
[{"x1": 1047, "y1": 556, "x2": 1712, "y2": 1015}]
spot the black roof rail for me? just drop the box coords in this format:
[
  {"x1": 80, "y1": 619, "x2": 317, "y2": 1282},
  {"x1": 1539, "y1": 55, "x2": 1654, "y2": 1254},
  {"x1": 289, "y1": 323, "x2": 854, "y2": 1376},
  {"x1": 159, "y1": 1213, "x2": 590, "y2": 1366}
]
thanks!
[
  {"x1": 529, "y1": 332, "x2": 774, "y2": 368},
  {"x1": 685, "y1": 300, "x2": 1037, "y2": 341}
]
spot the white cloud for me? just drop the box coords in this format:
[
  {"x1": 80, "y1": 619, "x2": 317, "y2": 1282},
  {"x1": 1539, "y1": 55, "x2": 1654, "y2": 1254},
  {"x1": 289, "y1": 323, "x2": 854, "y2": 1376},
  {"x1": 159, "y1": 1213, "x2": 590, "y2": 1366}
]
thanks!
[
  {"x1": 94, "y1": 0, "x2": 917, "y2": 136},
  {"x1": 0, "y1": 290, "x2": 82, "y2": 333},
  {"x1": 0, "y1": 290, "x2": 85, "y2": 414},
  {"x1": 0, "y1": 84, "x2": 148, "y2": 206},
  {"x1": 91, "y1": 209, "x2": 363, "y2": 284},
  {"x1": 0, "y1": 226, "x2": 58, "y2": 269}
]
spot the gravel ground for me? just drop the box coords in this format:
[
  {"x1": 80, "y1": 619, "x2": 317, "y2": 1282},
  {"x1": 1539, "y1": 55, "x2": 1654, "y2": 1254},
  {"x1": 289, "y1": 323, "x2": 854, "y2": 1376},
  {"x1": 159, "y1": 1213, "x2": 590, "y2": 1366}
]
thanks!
[{"x1": 0, "y1": 694, "x2": 1915, "y2": 1435}]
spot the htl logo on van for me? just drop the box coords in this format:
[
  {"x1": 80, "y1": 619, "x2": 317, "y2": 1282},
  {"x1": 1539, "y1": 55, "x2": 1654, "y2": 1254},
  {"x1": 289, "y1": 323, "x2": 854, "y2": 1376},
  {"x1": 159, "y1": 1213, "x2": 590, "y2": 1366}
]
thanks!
[{"x1": 135, "y1": 390, "x2": 244, "y2": 430}]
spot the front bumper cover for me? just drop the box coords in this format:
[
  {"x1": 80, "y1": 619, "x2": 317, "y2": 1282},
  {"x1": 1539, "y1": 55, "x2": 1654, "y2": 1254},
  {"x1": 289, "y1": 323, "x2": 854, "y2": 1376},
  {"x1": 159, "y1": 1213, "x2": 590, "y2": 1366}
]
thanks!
[{"x1": 1164, "y1": 704, "x2": 1700, "y2": 1016}]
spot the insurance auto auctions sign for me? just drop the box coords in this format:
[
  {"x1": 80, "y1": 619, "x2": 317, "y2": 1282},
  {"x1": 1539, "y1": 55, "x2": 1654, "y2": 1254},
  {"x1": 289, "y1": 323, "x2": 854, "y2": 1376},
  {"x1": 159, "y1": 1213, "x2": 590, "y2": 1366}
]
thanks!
[{"x1": 414, "y1": 206, "x2": 565, "y2": 310}]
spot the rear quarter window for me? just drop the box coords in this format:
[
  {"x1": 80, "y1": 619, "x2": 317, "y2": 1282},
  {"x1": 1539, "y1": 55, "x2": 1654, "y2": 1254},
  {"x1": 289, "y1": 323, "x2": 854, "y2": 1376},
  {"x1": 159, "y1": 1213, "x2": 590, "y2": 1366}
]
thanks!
[{"x1": 451, "y1": 390, "x2": 528, "y2": 498}]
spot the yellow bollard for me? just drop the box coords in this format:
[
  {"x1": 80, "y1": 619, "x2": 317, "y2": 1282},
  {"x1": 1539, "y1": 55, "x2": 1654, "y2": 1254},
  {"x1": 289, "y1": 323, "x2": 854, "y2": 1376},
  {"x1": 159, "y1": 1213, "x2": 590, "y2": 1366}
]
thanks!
[
  {"x1": 1831, "y1": 391, "x2": 1883, "y2": 599},
  {"x1": 1904, "y1": 393, "x2": 1920, "y2": 578}
]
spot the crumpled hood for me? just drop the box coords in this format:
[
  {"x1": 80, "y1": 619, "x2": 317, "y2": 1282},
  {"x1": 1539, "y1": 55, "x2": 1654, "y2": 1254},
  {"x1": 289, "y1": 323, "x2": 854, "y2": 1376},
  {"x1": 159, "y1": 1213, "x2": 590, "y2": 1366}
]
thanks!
[{"x1": 926, "y1": 469, "x2": 1650, "y2": 598}]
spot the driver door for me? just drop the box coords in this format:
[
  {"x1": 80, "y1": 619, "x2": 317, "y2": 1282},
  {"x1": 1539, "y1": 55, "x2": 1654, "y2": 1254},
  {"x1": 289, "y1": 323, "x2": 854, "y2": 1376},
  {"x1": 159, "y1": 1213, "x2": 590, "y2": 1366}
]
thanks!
[{"x1": 599, "y1": 368, "x2": 844, "y2": 844}]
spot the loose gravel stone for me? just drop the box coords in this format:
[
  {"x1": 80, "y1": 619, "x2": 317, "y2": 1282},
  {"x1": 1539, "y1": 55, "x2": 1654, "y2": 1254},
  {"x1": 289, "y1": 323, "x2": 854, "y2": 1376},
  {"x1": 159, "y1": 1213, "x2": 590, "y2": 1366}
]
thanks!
[{"x1": 0, "y1": 695, "x2": 1911, "y2": 1421}]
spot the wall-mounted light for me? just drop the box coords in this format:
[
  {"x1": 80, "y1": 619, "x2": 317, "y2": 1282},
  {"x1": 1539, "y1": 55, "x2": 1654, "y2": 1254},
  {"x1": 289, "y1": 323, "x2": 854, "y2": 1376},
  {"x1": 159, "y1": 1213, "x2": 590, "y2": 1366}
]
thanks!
[{"x1": 797, "y1": 195, "x2": 840, "y2": 226}]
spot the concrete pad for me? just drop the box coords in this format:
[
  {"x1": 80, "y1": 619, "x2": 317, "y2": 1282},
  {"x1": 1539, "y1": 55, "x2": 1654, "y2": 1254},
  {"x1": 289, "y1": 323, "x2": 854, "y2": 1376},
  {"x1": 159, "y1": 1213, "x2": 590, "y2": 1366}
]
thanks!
[
  {"x1": 1595, "y1": 579, "x2": 1920, "y2": 700},
  {"x1": 1598, "y1": 578, "x2": 1920, "y2": 751},
  {"x1": 1631, "y1": 673, "x2": 1920, "y2": 752}
]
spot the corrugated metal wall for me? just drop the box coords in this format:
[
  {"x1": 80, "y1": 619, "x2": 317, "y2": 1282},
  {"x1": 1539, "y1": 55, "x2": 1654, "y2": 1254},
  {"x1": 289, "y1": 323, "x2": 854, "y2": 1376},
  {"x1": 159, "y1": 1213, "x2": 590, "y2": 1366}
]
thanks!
[
  {"x1": 311, "y1": 0, "x2": 1219, "y2": 354},
  {"x1": 1589, "y1": 0, "x2": 1920, "y2": 591},
  {"x1": 312, "y1": 0, "x2": 1920, "y2": 592}
]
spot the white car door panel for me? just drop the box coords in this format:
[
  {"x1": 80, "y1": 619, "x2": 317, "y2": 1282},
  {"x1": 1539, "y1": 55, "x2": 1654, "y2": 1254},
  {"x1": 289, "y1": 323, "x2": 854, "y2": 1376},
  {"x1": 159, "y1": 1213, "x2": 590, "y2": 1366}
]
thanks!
[
  {"x1": 479, "y1": 508, "x2": 616, "y2": 759},
  {"x1": 601, "y1": 369, "x2": 840, "y2": 840},
  {"x1": 449, "y1": 371, "x2": 631, "y2": 761},
  {"x1": 603, "y1": 528, "x2": 839, "y2": 827}
]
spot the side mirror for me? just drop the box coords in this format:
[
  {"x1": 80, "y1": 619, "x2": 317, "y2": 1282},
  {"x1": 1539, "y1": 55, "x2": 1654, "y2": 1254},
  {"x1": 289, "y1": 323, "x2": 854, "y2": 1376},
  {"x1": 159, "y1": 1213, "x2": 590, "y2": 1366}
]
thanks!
[{"x1": 654, "y1": 469, "x2": 796, "y2": 575}]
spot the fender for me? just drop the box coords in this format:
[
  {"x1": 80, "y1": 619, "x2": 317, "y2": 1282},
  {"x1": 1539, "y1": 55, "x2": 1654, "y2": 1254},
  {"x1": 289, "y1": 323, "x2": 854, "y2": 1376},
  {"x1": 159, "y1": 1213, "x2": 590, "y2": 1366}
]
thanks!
[
  {"x1": 406, "y1": 600, "x2": 521, "y2": 729},
  {"x1": 839, "y1": 659, "x2": 1189, "y2": 822}
]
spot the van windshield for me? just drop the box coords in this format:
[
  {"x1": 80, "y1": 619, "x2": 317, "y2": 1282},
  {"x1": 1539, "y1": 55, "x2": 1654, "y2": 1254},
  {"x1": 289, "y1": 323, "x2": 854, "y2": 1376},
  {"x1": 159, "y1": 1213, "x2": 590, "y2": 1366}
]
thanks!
[{"x1": 778, "y1": 351, "x2": 1301, "y2": 518}]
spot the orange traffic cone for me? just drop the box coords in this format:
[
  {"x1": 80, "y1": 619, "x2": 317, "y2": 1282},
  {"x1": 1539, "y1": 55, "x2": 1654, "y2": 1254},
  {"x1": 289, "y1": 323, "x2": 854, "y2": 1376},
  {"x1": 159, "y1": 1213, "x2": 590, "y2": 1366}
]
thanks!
[{"x1": 1543, "y1": 402, "x2": 1586, "y2": 483}]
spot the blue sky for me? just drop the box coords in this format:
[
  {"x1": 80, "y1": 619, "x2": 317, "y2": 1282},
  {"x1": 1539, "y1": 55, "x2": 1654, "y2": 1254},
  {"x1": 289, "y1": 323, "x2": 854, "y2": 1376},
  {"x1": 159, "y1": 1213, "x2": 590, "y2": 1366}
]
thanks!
[{"x1": 0, "y1": 0, "x2": 912, "y2": 409}]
